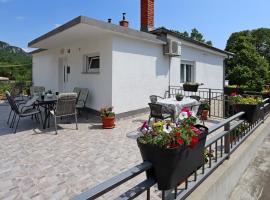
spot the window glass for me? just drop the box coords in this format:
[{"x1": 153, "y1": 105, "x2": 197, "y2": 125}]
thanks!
[
  {"x1": 180, "y1": 62, "x2": 195, "y2": 83},
  {"x1": 84, "y1": 55, "x2": 100, "y2": 73},
  {"x1": 180, "y1": 64, "x2": 185, "y2": 82},
  {"x1": 186, "y1": 64, "x2": 192, "y2": 82}
]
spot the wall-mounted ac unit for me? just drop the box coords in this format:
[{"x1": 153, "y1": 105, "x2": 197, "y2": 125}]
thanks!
[{"x1": 164, "y1": 39, "x2": 181, "y2": 56}]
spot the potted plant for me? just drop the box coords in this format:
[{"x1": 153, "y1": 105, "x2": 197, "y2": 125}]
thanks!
[
  {"x1": 183, "y1": 82, "x2": 200, "y2": 92},
  {"x1": 100, "y1": 107, "x2": 115, "y2": 129},
  {"x1": 137, "y1": 108, "x2": 208, "y2": 190},
  {"x1": 261, "y1": 87, "x2": 270, "y2": 101},
  {"x1": 175, "y1": 93, "x2": 184, "y2": 101},
  {"x1": 200, "y1": 102, "x2": 210, "y2": 120},
  {"x1": 229, "y1": 95, "x2": 262, "y2": 124},
  {"x1": 224, "y1": 85, "x2": 244, "y2": 96}
]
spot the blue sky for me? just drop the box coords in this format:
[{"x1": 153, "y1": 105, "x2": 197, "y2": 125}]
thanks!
[{"x1": 0, "y1": 0, "x2": 269, "y2": 52}]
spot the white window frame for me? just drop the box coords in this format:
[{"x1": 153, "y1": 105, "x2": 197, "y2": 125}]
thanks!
[
  {"x1": 83, "y1": 53, "x2": 100, "y2": 74},
  {"x1": 180, "y1": 60, "x2": 196, "y2": 83}
]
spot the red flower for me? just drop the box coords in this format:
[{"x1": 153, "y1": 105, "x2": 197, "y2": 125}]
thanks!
[
  {"x1": 190, "y1": 126, "x2": 201, "y2": 135},
  {"x1": 177, "y1": 138, "x2": 184, "y2": 145},
  {"x1": 189, "y1": 136, "x2": 199, "y2": 149},
  {"x1": 175, "y1": 132, "x2": 181, "y2": 137},
  {"x1": 169, "y1": 143, "x2": 178, "y2": 148}
]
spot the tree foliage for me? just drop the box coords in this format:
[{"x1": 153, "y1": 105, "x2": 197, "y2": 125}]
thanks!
[
  {"x1": 171, "y1": 28, "x2": 213, "y2": 46},
  {"x1": 225, "y1": 28, "x2": 270, "y2": 91},
  {"x1": 0, "y1": 41, "x2": 32, "y2": 81}
]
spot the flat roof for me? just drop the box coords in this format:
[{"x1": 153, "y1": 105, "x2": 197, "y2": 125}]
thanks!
[
  {"x1": 151, "y1": 27, "x2": 234, "y2": 56},
  {"x1": 28, "y1": 16, "x2": 166, "y2": 48}
]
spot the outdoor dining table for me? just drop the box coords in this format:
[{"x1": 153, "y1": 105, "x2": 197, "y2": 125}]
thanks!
[
  {"x1": 157, "y1": 97, "x2": 200, "y2": 117},
  {"x1": 36, "y1": 95, "x2": 58, "y2": 129}
]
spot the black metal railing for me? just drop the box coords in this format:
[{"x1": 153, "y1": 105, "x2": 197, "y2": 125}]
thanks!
[
  {"x1": 168, "y1": 86, "x2": 224, "y2": 119},
  {"x1": 71, "y1": 100, "x2": 270, "y2": 200}
]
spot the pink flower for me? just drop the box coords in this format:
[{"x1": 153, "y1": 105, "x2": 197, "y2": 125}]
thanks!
[
  {"x1": 181, "y1": 107, "x2": 192, "y2": 117},
  {"x1": 230, "y1": 92, "x2": 237, "y2": 96},
  {"x1": 190, "y1": 126, "x2": 201, "y2": 135},
  {"x1": 140, "y1": 121, "x2": 148, "y2": 131}
]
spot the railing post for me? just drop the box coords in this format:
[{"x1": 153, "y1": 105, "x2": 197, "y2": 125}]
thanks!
[
  {"x1": 224, "y1": 122, "x2": 230, "y2": 159},
  {"x1": 209, "y1": 89, "x2": 212, "y2": 117}
]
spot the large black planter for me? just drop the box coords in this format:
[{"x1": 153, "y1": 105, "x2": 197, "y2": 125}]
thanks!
[
  {"x1": 235, "y1": 104, "x2": 261, "y2": 124},
  {"x1": 137, "y1": 125, "x2": 208, "y2": 190},
  {"x1": 183, "y1": 84, "x2": 199, "y2": 92},
  {"x1": 262, "y1": 93, "x2": 270, "y2": 102},
  {"x1": 224, "y1": 87, "x2": 243, "y2": 95}
]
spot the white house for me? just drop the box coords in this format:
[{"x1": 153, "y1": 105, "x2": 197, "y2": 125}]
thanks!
[{"x1": 28, "y1": 0, "x2": 232, "y2": 117}]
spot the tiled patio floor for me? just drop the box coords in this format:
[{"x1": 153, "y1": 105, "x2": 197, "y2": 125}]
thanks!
[{"x1": 0, "y1": 101, "x2": 222, "y2": 200}]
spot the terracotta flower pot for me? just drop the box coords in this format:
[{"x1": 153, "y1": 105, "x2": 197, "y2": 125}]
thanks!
[
  {"x1": 102, "y1": 116, "x2": 115, "y2": 129},
  {"x1": 201, "y1": 110, "x2": 209, "y2": 120}
]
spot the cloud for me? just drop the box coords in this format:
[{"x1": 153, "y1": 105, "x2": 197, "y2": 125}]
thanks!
[
  {"x1": 54, "y1": 24, "x2": 61, "y2": 28},
  {"x1": 16, "y1": 16, "x2": 25, "y2": 20},
  {"x1": 0, "y1": 0, "x2": 11, "y2": 3},
  {"x1": 22, "y1": 47, "x2": 34, "y2": 53}
]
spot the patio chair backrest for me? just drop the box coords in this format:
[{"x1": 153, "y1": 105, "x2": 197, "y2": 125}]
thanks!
[
  {"x1": 190, "y1": 95, "x2": 201, "y2": 102},
  {"x1": 77, "y1": 88, "x2": 89, "y2": 108},
  {"x1": 55, "y1": 93, "x2": 77, "y2": 116},
  {"x1": 149, "y1": 95, "x2": 158, "y2": 103},
  {"x1": 73, "y1": 87, "x2": 81, "y2": 96},
  {"x1": 30, "y1": 86, "x2": 45, "y2": 96},
  {"x1": 148, "y1": 103, "x2": 163, "y2": 118},
  {"x1": 5, "y1": 91, "x2": 20, "y2": 114},
  {"x1": 10, "y1": 83, "x2": 23, "y2": 97}
]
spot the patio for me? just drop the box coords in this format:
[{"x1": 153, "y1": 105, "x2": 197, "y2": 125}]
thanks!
[{"x1": 0, "y1": 101, "x2": 221, "y2": 200}]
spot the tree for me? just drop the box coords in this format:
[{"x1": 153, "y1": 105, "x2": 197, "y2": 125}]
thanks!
[
  {"x1": 190, "y1": 28, "x2": 204, "y2": 42},
  {"x1": 171, "y1": 28, "x2": 213, "y2": 46},
  {"x1": 225, "y1": 29, "x2": 270, "y2": 91}
]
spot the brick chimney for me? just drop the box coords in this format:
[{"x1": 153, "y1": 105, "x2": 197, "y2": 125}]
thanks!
[{"x1": 141, "y1": 0, "x2": 154, "y2": 32}]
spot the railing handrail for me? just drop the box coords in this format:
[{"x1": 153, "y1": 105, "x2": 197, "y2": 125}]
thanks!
[
  {"x1": 71, "y1": 161, "x2": 152, "y2": 200},
  {"x1": 169, "y1": 85, "x2": 223, "y2": 92},
  {"x1": 208, "y1": 111, "x2": 245, "y2": 133}
]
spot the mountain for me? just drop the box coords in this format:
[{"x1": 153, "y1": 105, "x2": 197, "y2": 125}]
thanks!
[
  {"x1": 0, "y1": 41, "x2": 32, "y2": 81},
  {"x1": 0, "y1": 41, "x2": 31, "y2": 66}
]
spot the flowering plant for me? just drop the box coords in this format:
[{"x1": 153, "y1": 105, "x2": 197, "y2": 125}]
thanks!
[
  {"x1": 138, "y1": 107, "x2": 205, "y2": 149},
  {"x1": 100, "y1": 106, "x2": 115, "y2": 117}
]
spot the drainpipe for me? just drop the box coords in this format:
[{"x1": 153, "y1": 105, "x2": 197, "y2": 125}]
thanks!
[{"x1": 168, "y1": 56, "x2": 171, "y2": 98}]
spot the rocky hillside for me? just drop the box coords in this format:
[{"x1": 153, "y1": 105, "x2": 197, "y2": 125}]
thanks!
[{"x1": 0, "y1": 41, "x2": 31, "y2": 65}]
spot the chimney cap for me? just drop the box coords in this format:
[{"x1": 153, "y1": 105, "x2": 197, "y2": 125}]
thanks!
[{"x1": 122, "y1": 13, "x2": 126, "y2": 20}]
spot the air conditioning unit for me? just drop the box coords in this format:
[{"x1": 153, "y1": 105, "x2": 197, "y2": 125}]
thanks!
[{"x1": 164, "y1": 39, "x2": 181, "y2": 56}]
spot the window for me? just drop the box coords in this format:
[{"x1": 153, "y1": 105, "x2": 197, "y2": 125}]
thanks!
[
  {"x1": 83, "y1": 53, "x2": 100, "y2": 73},
  {"x1": 180, "y1": 61, "x2": 195, "y2": 83}
]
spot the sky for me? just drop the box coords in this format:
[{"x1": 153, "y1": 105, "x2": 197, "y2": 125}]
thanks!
[{"x1": 0, "y1": 0, "x2": 270, "y2": 52}]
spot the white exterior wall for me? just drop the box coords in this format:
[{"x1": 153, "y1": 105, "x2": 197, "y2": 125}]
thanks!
[
  {"x1": 32, "y1": 52, "x2": 58, "y2": 91},
  {"x1": 32, "y1": 36, "x2": 113, "y2": 111},
  {"x1": 167, "y1": 35, "x2": 225, "y2": 90},
  {"x1": 111, "y1": 36, "x2": 171, "y2": 114},
  {"x1": 181, "y1": 45, "x2": 224, "y2": 89}
]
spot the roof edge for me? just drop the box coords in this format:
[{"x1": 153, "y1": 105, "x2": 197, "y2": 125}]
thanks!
[
  {"x1": 29, "y1": 48, "x2": 47, "y2": 55},
  {"x1": 28, "y1": 16, "x2": 83, "y2": 47},
  {"x1": 151, "y1": 27, "x2": 234, "y2": 57},
  {"x1": 28, "y1": 16, "x2": 165, "y2": 48}
]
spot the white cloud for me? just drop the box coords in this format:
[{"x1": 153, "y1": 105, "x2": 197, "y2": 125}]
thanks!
[
  {"x1": 22, "y1": 47, "x2": 34, "y2": 53},
  {"x1": 16, "y1": 16, "x2": 25, "y2": 20},
  {"x1": 54, "y1": 24, "x2": 61, "y2": 28}
]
